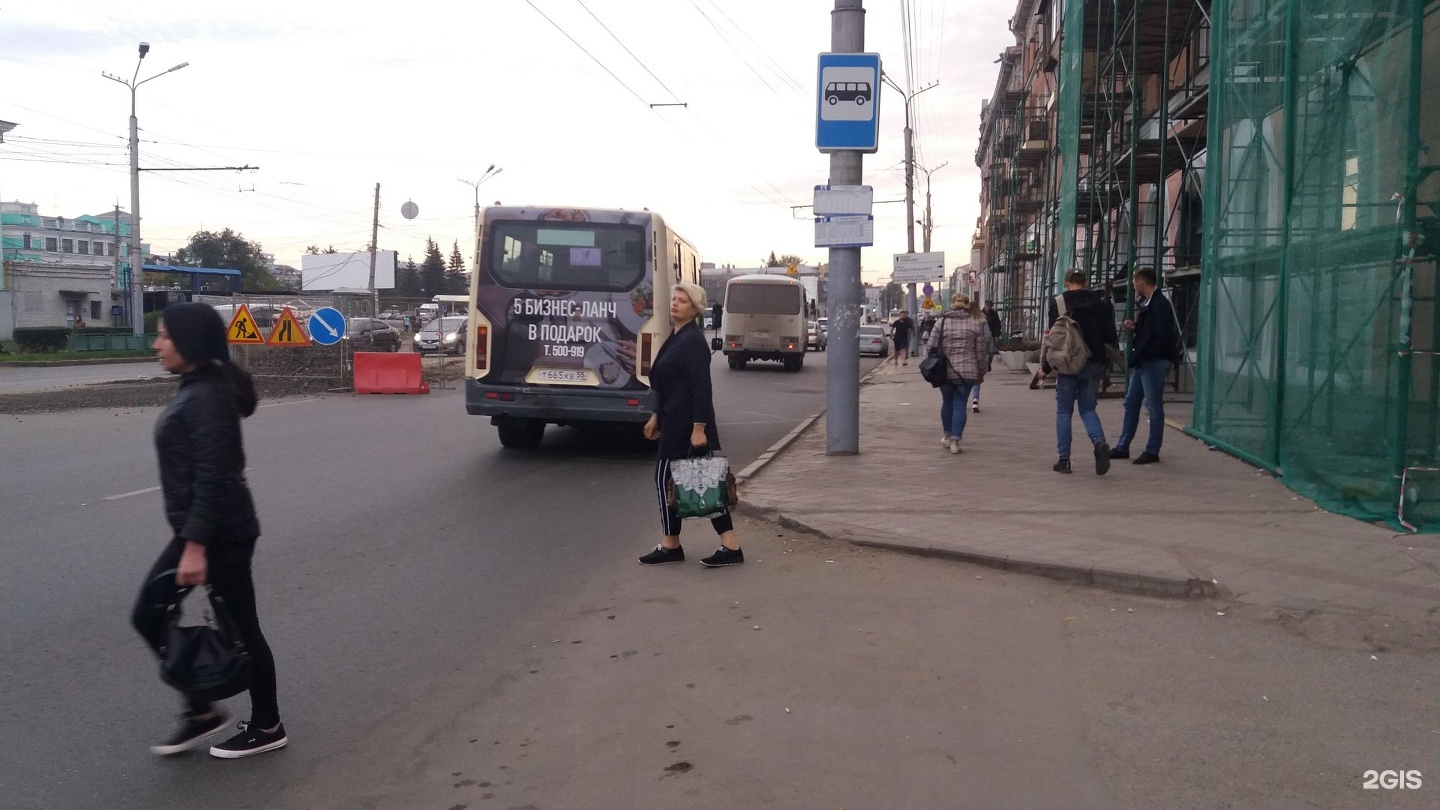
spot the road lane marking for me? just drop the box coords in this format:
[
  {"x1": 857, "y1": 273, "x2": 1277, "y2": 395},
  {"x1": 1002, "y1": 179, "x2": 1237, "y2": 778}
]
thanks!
[
  {"x1": 104, "y1": 486, "x2": 161, "y2": 501},
  {"x1": 257, "y1": 398, "x2": 317, "y2": 409}
]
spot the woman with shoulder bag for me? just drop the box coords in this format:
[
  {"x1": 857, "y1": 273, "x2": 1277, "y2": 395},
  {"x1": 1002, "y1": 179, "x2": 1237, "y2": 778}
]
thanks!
[
  {"x1": 131, "y1": 303, "x2": 287, "y2": 759},
  {"x1": 925, "y1": 293, "x2": 990, "y2": 455},
  {"x1": 638, "y1": 283, "x2": 744, "y2": 568}
]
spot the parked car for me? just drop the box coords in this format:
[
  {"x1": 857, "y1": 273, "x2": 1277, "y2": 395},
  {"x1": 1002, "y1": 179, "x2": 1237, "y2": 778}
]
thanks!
[
  {"x1": 807, "y1": 320, "x2": 828, "y2": 351},
  {"x1": 346, "y1": 318, "x2": 402, "y2": 352},
  {"x1": 413, "y1": 315, "x2": 467, "y2": 356},
  {"x1": 859, "y1": 324, "x2": 889, "y2": 357},
  {"x1": 378, "y1": 308, "x2": 402, "y2": 320}
]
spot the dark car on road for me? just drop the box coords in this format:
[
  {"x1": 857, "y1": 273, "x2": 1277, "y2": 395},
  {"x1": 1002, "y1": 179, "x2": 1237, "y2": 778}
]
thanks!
[
  {"x1": 413, "y1": 315, "x2": 467, "y2": 356},
  {"x1": 346, "y1": 318, "x2": 402, "y2": 352}
]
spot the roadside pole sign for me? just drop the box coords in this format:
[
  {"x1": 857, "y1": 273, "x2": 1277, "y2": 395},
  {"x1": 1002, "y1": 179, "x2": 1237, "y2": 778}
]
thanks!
[
  {"x1": 308, "y1": 307, "x2": 347, "y2": 346},
  {"x1": 266, "y1": 307, "x2": 310, "y2": 347},
  {"x1": 226, "y1": 304, "x2": 265, "y2": 344},
  {"x1": 816, "y1": 53, "x2": 882, "y2": 153},
  {"x1": 891, "y1": 251, "x2": 946, "y2": 284}
]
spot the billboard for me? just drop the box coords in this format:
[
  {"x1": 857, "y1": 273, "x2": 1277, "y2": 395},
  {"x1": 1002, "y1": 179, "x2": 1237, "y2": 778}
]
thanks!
[{"x1": 301, "y1": 250, "x2": 397, "y2": 291}]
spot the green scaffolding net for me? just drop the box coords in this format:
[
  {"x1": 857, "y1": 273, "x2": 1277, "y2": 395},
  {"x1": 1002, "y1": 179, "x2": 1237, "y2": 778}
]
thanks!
[{"x1": 1196, "y1": 0, "x2": 1440, "y2": 530}]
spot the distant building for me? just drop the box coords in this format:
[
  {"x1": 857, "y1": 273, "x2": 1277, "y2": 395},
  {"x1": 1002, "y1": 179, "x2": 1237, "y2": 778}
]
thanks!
[
  {"x1": 0, "y1": 202, "x2": 149, "y2": 335},
  {"x1": 271, "y1": 264, "x2": 302, "y2": 291}
]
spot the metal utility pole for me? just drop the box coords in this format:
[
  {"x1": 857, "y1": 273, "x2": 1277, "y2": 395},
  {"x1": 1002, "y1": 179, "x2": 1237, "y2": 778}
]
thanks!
[
  {"x1": 825, "y1": 0, "x2": 866, "y2": 455},
  {"x1": 918, "y1": 160, "x2": 948, "y2": 252},
  {"x1": 881, "y1": 74, "x2": 937, "y2": 321},
  {"x1": 368, "y1": 183, "x2": 380, "y2": 318},
  {"x1": 0, "y1": 120, "x2": 14, "y2": 291},
  {"x1": 103, "y1": 43, "x2": 188, "y2": 335}
]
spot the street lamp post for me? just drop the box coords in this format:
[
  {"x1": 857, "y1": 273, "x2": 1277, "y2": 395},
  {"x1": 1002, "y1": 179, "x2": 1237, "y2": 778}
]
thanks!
[
  {"x1": 103, "y1": 43, "x2": 188, "y2": 336},
  {"x1": 881, "y1": 74, "x2": 937, "y2": 322},
  {"x1": 917, "y1": 159, "x2": 949, "y2": 252},
  {"x1": 458, "y1": 166, "x2": 503, "y2": 265},
  {"x1": 0, "y1": 120, "x2": 15, "y2": 290}
]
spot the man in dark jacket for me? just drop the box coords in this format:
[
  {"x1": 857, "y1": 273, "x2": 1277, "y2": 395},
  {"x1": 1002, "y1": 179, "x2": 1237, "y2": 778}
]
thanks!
[
  {"x1": 982, "y1": 301, "x2": 1002, "y2": 341},
  {"x1": 1046, "y1": 270, "x2": 1119, "y2": 475},
  {"x1": 890, "y1": 312, "x2": 914, "y2": 365},
  {"x1": 1111, "y1": 267, "x2": 1179, "y2": 464}
]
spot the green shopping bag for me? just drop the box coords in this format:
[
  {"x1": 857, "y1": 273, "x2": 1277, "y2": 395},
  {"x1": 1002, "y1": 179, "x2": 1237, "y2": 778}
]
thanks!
[{"x1": 665, "y1": 453, "x2": 738, "y2": 519}]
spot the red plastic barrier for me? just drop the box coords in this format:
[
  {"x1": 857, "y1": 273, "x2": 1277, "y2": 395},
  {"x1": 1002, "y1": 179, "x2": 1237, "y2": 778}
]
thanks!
[{"x1": 354, "y1": 352, "x2": 430, "y2": 395}]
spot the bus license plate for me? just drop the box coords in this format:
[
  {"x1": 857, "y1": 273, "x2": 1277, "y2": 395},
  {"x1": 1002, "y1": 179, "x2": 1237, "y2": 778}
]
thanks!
[{"x1": 528, "y1": 368, "x2": 597, "y2": 385}]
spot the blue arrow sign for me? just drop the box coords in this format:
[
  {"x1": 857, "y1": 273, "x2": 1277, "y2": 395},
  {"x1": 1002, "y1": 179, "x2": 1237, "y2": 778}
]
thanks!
[
  {"x1": 308, "y1": 307, "x2": 346, "y2": 346},
  {"x1": 816, "y1": 52, "x2": 882, "y2": 153}
]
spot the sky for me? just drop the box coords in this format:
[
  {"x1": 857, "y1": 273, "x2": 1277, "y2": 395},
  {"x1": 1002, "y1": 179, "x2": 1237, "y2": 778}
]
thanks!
[{"x1": 0, "y1": 1, "x2": 1014, "y2": 287}]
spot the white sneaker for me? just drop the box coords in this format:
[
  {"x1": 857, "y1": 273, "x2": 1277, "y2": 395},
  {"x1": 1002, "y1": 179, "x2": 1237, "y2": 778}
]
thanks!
[
  {"x1": 949, "y1": 439, "x2": 962, "y2": 454},
  {"x1": 971, "y1": 401, "x2": 980, "y2": 413},
  {"x1": 941, "y1": 434, "x2": 952, "y2": 448}
]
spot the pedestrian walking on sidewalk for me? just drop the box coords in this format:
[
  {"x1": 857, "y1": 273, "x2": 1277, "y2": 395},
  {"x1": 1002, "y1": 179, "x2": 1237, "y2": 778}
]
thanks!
[
  {"x1": 1046, "y1": 270, "x2": 1119, "y2": 475},
  {"x1": 926, "y1": 293, "x2": 990, "y2": 454},
  {"x1": 132, "y1": 303, "x2": 288, "y2": 759},
  {"x1": 639, "y1": 283, "x2": 744, "y2": 568},
  {"x1": 890, "y1": 311, "x2": 914, "y2": 365},
  {"x1": 1111, "y1": 267, "x2": 1180, "y2": 465},
  {"x1": 973, "y1": 301, "x2": 1002, "y2": 413}
]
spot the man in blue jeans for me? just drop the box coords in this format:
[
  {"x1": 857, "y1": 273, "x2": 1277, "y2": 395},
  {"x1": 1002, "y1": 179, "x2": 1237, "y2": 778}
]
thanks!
[
  {"x1": 1111, "y1": 267, "x2": 1180, "y2": 464},
  {"x1": 1047, "y1": 270, "x2": 1119, "y2": 475}
]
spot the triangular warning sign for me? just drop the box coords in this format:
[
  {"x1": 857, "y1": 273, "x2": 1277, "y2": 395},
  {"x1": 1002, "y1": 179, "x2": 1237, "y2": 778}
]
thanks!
[
  {"x1": 266, "y1": 307, "x2": 310, "y2": 347},
  {"x1": 226, "y1": 304, "x2": 265, "y2": 344}
]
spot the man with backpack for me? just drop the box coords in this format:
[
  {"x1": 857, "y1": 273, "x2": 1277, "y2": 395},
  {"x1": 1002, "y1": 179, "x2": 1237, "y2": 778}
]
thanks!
[
  {"x1": 1110, "y1": 267, "x2": 1180, "y2": 465},
  {"x1": 1044, "y1": 270, "x2": 1119, "y2": 475}
]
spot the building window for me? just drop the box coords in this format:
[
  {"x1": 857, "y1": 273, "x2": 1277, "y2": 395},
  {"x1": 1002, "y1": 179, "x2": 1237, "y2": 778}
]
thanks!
[
  {"x1": 96, "y1": 242, "x2": 107, "y2": 257},
  {"x1": 78, "y1": 240, "x2": 90, "y2": 255},
  {"x1": 62, "y1": 239, "x2": 74, "y2": 253},
  {"x1": 91, "y1": 301, "x2": 102, "y2": 320},
  {"x1": 45, "y1": 237, "x2": 58, "y2": 252},
  {"x1": 22, "y1": 234, "x2": 32, "y2": 249}
]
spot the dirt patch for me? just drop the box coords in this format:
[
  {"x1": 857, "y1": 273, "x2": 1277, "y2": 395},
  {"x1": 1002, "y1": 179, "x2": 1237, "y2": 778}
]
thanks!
[{"x1": 0, "y1": 375, "x2": 342, "y2": 414}]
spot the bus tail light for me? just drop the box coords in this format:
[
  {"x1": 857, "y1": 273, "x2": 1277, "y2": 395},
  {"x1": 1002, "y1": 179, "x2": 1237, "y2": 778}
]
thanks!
[
  {"x1": 640, "y1": 332, "x2": 653, "y2": 376},
  {"x1": 782, "y1": 336, "x2": 799, "y2": 350},
  {"x1": 474, "y1": 325, "x2": 489, "y2": 370}
]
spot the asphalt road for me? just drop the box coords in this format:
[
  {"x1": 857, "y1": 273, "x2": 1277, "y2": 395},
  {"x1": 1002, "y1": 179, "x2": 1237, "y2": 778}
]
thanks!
[{"x1": 4, "y1": 349, "x2": 1435, "y2": 810}]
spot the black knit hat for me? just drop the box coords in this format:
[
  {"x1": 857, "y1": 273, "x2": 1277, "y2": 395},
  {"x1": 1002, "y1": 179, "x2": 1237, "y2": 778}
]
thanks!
[{"x1": 161, "y1": 303, "x2": 230, "y2": 367}]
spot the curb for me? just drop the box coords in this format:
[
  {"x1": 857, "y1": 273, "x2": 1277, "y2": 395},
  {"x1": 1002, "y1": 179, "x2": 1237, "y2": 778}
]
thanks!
[
  {"x1": 736, "y1": 504, "x2": 1217, "y2": 600},
  {"x1": 734, "y1": 362, "x2": 888, "y2": 487},
  {"x1": 0, "y1": 356, "x2": 156, "y2": 368}
]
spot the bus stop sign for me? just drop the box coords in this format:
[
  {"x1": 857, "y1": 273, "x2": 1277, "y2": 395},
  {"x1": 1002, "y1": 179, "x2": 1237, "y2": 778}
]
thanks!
[{"x1": 816, "y1": 53, "x2": 882, "y2": 153}]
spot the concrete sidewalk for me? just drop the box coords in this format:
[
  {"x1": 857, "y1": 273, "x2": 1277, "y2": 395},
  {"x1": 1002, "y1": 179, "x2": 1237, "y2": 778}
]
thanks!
[{"x1": 740, "y1": 361, "x2": 1440, "y2": 647}]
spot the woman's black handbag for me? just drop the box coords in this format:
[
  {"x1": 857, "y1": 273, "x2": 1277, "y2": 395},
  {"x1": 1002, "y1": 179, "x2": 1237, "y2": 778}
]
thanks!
[
  {"x1": 155, "y1": 576, "x2": 253, "y2": 703},
  {"x1": 919, "y1": 318, "x2": 949, "y2": 387}
]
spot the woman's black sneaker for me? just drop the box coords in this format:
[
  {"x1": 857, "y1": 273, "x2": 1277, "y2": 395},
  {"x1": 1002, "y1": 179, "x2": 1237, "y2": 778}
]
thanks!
[
  {"x1": 639, "y1": 544, "x2": 685, "y2": 565},
  {"x1": 1053, "y1": 458, "x2": 1072, "y2": 474},
  {"x1": 209, "y1": 721, "x2": 288, "y2": 759},
  {"x1": 150, "y1": 710, "x2": 229, "y2": 756},
  {"x1": 700, "y1": 547, "x2": 744, "y2": 567}
]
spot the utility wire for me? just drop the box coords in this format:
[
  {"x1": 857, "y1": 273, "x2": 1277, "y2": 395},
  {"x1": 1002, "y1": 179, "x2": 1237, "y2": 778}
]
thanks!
[
  {"x1": 702, "y1": 0, "x2": 807, "y2": 94},
  {"x1": 525, "y1": 0, "x2": 652, "y2": 108},
  {"x1": 574, "y1": 0, "x2": 684, "y2": 103}
]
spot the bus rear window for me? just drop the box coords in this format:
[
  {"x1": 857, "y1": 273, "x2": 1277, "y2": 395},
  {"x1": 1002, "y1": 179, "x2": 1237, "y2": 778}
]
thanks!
[
  {"x1": 487, "y1": 221, "x2": 645, "y2": 291},
  {"x1": 726, "y1": 284, "x2": 802, "y2": 315}
]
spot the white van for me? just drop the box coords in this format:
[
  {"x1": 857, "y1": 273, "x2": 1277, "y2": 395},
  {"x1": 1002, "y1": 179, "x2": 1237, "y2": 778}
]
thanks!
[{"x1": 717, "y1": 274, "x2": 808, "y2": 372}]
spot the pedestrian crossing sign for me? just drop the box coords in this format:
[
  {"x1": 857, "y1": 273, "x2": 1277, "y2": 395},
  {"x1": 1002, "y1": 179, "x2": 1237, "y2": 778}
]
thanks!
[
  {"x1": 266, "y1": 307, "x2": 310, "y2": 347},
  {"x1": 226, "y1": 304, "x2": 265, "y2": 344},
  {"x1": 921, "y1": 294, "x2": 937, "y2": 310}
]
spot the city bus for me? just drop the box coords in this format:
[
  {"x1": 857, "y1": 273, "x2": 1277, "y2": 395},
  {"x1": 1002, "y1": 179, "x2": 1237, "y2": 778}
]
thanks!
[
  {"x1": 464, "y1": 206, "x2": 701, "y2": 448},
  {"x1": 717, "y1": 274, "x2": 808, "y2": 372}
]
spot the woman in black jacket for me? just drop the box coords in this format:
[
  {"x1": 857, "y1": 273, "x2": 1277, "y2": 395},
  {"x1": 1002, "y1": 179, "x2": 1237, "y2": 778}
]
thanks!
[
  {"x1": 132, "y1": 303, "x2": 287, "y2": 759},
  {"x1": 638, "y1": 283, "x2": 744, "y2": 568}
]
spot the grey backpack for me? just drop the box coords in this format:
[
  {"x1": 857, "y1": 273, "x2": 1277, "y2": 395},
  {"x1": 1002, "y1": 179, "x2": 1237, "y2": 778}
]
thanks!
[{"x1": 1043, "y1": 295, "x2": 1090, "y2": 374}]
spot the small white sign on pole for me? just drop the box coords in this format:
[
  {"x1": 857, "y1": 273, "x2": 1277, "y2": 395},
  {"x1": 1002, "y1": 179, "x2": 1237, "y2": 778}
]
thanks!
[
  {"x1": 815, "y1": 215, "x2": 874, "y2": 248},
  {"x1": 891, "y1": 251, "x2": 945, "y2": 284},
  {"x1": 813, "y1": 184, "x2": 873, "y2": 216}
]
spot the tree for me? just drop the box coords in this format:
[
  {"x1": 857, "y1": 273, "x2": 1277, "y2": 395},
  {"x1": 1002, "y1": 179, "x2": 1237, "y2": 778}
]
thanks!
[
  {"x1": 303, "y1": 245, "x2": 338, "y2": 255},
  {"x1": 443, "y1": 241, "x2": 467, "y2": 295},
  {"x1": 176, "y1": 228, "x2": 276, "y2": 291},
  {"x1": 778, "y1": 254, "x2": 805, "y2": 269},
  {"x1": 883, "y1": 282, "x2": 904, "y2": 314},
  {"x1": 398, "y1": 257, "x2": 422, "y2": 298},
  {"x1": 765, "y1": 251, "x2": 781, "y2": 267},
  {"x1": 419, "y1": 238, "x2": 446, "y2": 298}
]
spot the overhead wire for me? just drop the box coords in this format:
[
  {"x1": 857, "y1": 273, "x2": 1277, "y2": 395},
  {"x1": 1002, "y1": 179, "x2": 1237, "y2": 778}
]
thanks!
[
  {"x1": 701, "y1": 0, "x2": 808, "y2": 94},
  {"x1": 574, "y1": 0, "x2": 684, "y2": 103}
]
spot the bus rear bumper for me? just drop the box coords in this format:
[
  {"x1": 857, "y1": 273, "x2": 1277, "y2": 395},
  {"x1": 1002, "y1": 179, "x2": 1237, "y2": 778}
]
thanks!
[{"x1": 465, "y1": 379, "x2": 653, "y2": 424}]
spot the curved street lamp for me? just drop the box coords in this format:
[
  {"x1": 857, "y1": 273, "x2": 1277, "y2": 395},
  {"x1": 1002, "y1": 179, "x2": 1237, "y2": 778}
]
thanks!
[{"x1": 103, "y1": 43, "x2": 189, "y2": 335}]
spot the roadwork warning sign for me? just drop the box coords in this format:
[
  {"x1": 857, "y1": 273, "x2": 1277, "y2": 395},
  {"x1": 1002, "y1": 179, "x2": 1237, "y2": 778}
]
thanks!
[
  {"x1": 266, "y1": 307, "x2": 310, "y2": 346},
  {"x1": 226, "y1": 304, "x2": 265, "y2": 344}
]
